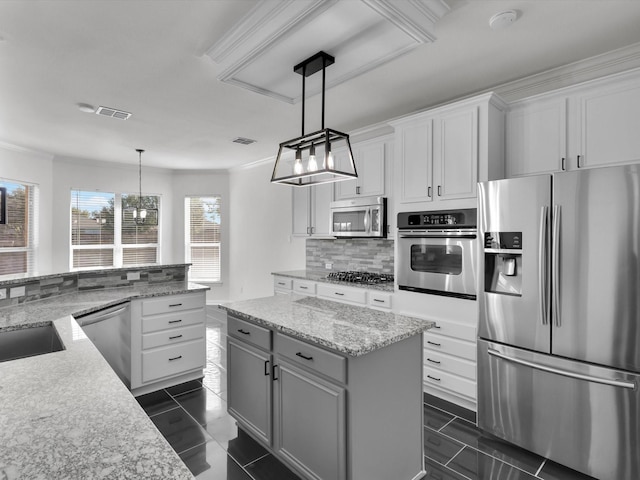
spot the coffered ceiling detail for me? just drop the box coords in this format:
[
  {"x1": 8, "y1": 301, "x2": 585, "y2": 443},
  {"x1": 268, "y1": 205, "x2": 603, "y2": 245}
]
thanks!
[{"x1": 206, "y1": 0, "x2": 451, "y2": 103}]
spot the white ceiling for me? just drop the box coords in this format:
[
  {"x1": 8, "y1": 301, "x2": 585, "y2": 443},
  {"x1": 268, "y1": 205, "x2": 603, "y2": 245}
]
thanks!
[{"x1": 1, "y1": 0, "x2": 640, "y2": 171}]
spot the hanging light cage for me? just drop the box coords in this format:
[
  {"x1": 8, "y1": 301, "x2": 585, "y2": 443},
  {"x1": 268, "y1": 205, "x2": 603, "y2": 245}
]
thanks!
[
  {"x1": 271, "y1": 51, "x2": 357, "y2": 187},
  {"x1": 122, "y1": 148, "x2": 158, "y2": 226}
]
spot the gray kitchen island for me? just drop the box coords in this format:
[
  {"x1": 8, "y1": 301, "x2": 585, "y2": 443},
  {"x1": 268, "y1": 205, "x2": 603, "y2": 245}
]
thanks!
[{"x1": 220, "y1": 294, "x2": 434, "y2": 480}]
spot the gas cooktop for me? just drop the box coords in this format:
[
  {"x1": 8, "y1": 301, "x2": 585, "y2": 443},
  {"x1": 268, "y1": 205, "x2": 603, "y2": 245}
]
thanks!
[{"x1": 326, "y1": 271, "x2": 394, "y2": 285}]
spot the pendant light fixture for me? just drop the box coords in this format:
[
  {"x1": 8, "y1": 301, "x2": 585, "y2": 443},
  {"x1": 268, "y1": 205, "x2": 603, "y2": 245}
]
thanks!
[
  {"x1": 133, "y1": 149, "x2": 147, "y2": 224},
  {"x1": 271, "y1": 51, "x2": 357, "y2": 187}
]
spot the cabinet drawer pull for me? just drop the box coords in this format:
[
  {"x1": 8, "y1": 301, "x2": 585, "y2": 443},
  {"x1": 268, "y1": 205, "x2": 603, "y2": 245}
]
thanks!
[
  {"x1": 169, "y1": 355, "x2": 182, "y2": 361},
  {"x1": 295, "y1": 352, "x2": 313, "y2": 361},
  {"x1": 334, "y1": 292, "x2": 345, "y2": 296},
  {"x1": 278, "y1": 282, "x2": 286, "y2": 286},
  {"x1": 169, "y1": 334, "x2": 183, "y2": 340},
  {"x1": 433, "y1": 325, "x2": 441, "y2": 329},
  {"x1": 237, "y1": 329, "x2": 251, "y2": 335},
  {"x1": 427, "y1": 374, "x2": 441, "y2": 382},
  {"x1": 373, "y1": 298, "x2": 385, "y2": 303},
  {"x1": 299, "y1": 286, "x2": 308, "y2": 290},
  {"x1": 264, "y1": 360, "x2": 270, "y2": 376},
  {"x1": 272, "y1": 364, "x2": 279, "y2": 381},
  {"x1": 169, "y1": 303, "x2": 183, "y2": 307},
  {"x1": 427, "y1": 358, "x2": 441, "y2": 365},
  {"x1": 427, "y1": 340, "x2": 441, "y2": 347},
  {"x1": 168, "y1": 319, "x2": 182, "y2": 324}
]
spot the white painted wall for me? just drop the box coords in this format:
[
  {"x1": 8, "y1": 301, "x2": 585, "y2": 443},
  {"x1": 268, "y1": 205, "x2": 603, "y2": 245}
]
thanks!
[
  {"x1": 171, "y1": 170, "x2": 231, "y2": 303},
  {"x1": 0, "y1": 142, "x2": 55, "y2": 275},
  {"x1": 51, "y1": 156, "x2": 175, "y2": 274},
  {"x1": 228, "y1": 161, "x2": 305, "y2": 301}
]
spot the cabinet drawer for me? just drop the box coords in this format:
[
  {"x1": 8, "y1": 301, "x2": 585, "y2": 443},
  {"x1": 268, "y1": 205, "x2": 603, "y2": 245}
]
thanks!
[
  {"x1": 142, "y1": 293, "x2": 204, "y2": 316},
  {"x1": 424, "y1": 351, "x2": 476, "y2": 380},
  {"x1": 273, "y1": 276, "x2": 292, "y2": 291},
  {"x1": 368, "y1": 291, "x2": 392, "y2": 310},
  {"x1": 275, "y1": 334, "x2": 346, "y2": 384},
  {"x1": 429, "y1": 319, "x2": 476, "y2": 342},
  {"x1": 142, "y1": 323, "x2": 205, "y2": 350},
  {"x1": 317, "y1": 284, "x2": 366, "y2": 305},
  {"x1": 423, "y1": 367, "x2": 476, "y2": 400},
  {"x1": 142, "y1": 338, "x2": 205, "y2": 384},
  {"x1": 424, "y1": 333, "x2": 476, "y2": 361},
  {"x1": 142, "y1": 308, "x2": 204, "y2": 334},
  {"x1": 293, "y1": 279, "x2": 316, "y2": 296},
  {"x1": 228, "y1": 316, "x2": 271, "y2": 351}
]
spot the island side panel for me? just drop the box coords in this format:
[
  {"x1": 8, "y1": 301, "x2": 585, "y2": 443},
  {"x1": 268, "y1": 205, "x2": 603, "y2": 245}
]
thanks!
[{"x1": 347, "y1": 333, "x2": 425, "y2": 480}]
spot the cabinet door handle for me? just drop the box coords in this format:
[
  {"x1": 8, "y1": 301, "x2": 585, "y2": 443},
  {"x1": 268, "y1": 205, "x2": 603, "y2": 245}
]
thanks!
[
  {"x1": 561, "y1": 157, "x2": 566, "y2": 171},
  {"x1": 437, "y1": 185, "x2": 442, "y2": 196},
  {"x1": 169, "y1": 334, "x2": 183, "y2": 340},
  {"x1": 427, "y1": 358, "x2": 441, "y2": 365},
  {"x1": 427, "y1": 340, "x2": 441, "y2": 347},
  {"x1": 334, "y1": 292, "x2": 345, "y2": 296},
  {"x1": 306, "y1": 226, "x2": 310, "y2": 235},
  {"x1": 295, "y1": 352, "x2": 314, "y2": 361},
  {"x1": 169, "y1": 303, "x2": 182, "y2": 307},
  {"x1": 264, "y1": 360, "x2": 270, "y2": 376},
  {"x1": 577, "y1": 155, "x2": 582, "y2": 168},
  {"x1": 272, "y1": 364, "x2": 279, "y2": 381},
  {"x1": 427, "y1": 375, "x2": 441, "y2": 382},
  {"x1": 169, "y1": 355, "x2": 182, "y2": 361},
  {"x1": 237, "y1": 329, "x2": 251, "y2": 335},
  {"x1": 168, "y1": 319, "x2": 182, "y2": 324},
  {"x1": 428, "y1": 186, "x2": 432, "y2": 198},
  {"x1": 356, "y1": 186, "x2": 360, "y2": 195}
]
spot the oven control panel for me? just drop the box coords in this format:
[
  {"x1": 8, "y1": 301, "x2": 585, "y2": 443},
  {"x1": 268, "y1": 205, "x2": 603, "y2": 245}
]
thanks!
[{"x1": 397, "y1": 208, "x2": 477, "y2": 229}]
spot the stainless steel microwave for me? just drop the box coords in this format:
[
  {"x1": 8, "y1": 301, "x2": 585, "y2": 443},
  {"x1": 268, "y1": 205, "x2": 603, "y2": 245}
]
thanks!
[{"x1": 330, "y1": 197, "x2": 387, "y2": 238}]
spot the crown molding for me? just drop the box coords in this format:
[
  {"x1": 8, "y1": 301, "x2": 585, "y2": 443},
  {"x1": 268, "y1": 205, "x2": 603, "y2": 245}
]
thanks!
[{"x1": 0, "y1": 140, "x2": 54, "y2": 159}]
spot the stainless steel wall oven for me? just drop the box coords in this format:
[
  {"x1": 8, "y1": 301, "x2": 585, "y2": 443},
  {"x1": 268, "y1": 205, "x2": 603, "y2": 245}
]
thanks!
[{"x1": 397, "y1": 209, "x2": 477, "y2": 300}]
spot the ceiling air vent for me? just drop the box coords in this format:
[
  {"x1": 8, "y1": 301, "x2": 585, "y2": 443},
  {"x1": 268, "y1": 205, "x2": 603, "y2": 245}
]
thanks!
[
  {"x1": 95, "y1": 106, "x2": 132, "y2": 120},
  {"x1": 232, "y1": 137, "x2": 257, "y2": 145}
]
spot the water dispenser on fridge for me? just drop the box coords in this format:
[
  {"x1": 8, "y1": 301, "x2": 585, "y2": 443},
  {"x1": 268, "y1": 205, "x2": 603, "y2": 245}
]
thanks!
[{"x1": 483, "y1": 231, "x2": 522, "y2": 297}]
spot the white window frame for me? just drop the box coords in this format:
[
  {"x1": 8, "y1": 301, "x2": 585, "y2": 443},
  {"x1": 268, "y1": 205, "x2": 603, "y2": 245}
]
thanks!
[
  {"x1": 0, "y1": 178, "x2": 39, "y2": 279},
  {"x1": 70, "y1": 190, "x2": 161, "y2": 271},
  {"x1": 185, "y1": 195, "x2": 222, "y2": 283}
]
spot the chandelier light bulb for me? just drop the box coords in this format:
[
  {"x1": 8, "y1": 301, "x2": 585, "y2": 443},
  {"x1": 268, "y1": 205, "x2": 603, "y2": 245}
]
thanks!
[{"x1": 294, "y1": 149, "x2": 303, "y2": 174}]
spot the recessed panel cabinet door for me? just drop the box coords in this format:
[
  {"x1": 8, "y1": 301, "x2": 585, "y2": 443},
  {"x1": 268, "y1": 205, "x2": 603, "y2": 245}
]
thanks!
[
  {"x1": 227, "y1": 339, "x2": 272, "y2": 445},
  {"x1": 274, "y1": 360, "x2": 346, "y2": 480},
  {"x1": 400, "y1": 120, "x2": 433, "y2": 203}
]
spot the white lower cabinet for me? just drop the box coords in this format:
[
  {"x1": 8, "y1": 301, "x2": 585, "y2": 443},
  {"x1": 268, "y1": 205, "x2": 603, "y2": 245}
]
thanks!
[
  {"x1": 423, "y1": 317, "x2": 477, "y2": 410},
  {"x1": 227, "y1": 314, "x2": 424, "y2": 480},
  {"x1": 130, "y1": 291, "x2": 206, "y2": 396}
]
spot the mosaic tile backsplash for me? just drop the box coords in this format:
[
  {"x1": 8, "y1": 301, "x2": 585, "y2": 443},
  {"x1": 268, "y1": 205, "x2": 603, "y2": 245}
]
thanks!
[
  {"x1": 0, "y1": 264, "x2": 188, "y2": 308},
  {"x1": 306, "y1": 238, "x2": 394, "y2": 274}
]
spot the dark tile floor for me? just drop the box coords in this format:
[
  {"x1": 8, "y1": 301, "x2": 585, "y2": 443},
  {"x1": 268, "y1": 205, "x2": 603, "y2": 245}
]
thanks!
[{"x1": 136, "y1": 307, "x2": 599, "y2": 480}]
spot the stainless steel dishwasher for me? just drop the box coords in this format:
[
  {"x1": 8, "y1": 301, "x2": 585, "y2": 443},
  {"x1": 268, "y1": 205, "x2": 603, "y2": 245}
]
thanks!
[{"x1": 77, "y1": 302, "x2": 131, "y2": 387}]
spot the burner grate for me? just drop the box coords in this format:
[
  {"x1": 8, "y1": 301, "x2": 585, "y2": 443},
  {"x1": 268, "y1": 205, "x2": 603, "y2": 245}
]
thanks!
[{"x1": 326, "y1": 271, "x2": 394, "y2": 284}]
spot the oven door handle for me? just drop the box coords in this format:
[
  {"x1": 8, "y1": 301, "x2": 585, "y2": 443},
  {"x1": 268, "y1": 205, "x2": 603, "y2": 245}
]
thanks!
[
  {"x1": 399, "y1": 232, "x2": 477, "y2": 239},
  {"x1": 364, "y1": 207, "x2": 370, "y2": 234}
]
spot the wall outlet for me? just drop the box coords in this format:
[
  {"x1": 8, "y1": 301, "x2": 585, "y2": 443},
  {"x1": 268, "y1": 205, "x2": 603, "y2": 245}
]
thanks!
[
  {"x1": 10, "y1": 286, "x2": 26, "y2": 298},
  {"x1": 127, "y1": 271, "x2": 140, "y2": 281},
  {"x1": 0, "y1": 288, "x2": 6, "y2": 300},
  {"x1": 325, "y1": 263, "x2": 333, "y2": 270}
]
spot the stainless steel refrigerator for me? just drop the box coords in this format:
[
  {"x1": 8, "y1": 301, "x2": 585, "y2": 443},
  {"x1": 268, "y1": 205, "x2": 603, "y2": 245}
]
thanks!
[{"x1": 477, "y1": 164, "x2": 640, "y2": 480}]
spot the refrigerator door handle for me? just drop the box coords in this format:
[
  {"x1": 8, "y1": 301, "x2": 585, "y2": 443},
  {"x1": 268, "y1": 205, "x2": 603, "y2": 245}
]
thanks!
[
  {"x1": 552, "y1": 205, "x2": 561, "y2": 328},
  {"x1": 539, "y1": 206, "x2": 549, "y2": 325},
  {"x1": 488, "y1": 348, "x2": 636, "y2": 390}
]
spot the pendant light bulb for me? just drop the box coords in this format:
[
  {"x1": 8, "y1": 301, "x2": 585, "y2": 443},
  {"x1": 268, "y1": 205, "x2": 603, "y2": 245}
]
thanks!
[
  {"x1": 325, "y1": 142, "x2": 334, "y2": 170},
  {"x1": 307, "y1": 143, "x2": 318, "y2": 172},
  {"x1": 294, "y1": 149, "x2": 303, "y2": 174}
]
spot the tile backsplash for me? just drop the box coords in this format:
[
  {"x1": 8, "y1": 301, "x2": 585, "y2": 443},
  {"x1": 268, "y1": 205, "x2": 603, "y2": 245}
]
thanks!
[{"x1": 306, "y1": 238, "x2": 394, "y2": 274}]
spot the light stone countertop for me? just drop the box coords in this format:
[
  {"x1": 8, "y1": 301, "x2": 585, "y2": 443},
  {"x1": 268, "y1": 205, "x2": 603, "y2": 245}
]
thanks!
[
  {"x1": 272, "y1": 269, "x2": 395, "y2": 292},
  {"x1": 0, "y1": 282, "x2": 209, "y2": 479},
  {"x1": 220, "y1": 294, "x2": 433, "y2": 357}
]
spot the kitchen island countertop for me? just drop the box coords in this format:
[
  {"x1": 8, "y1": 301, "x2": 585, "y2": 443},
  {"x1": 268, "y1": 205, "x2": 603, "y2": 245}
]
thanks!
[
  {"x1": 0, "y1": 281, "x2": 208, "y2": 479},
  {"x1": 220, "y1": 293, "x2": 433, "y2": 356},
  {"x1": 272, "y1": 269, "x2": 395, "y2": 292}
]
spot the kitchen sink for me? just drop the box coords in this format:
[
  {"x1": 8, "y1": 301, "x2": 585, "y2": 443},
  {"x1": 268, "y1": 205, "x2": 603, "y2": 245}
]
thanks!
[{"x1": 0, "y1": 324, "x2": 65, "y2": 363}]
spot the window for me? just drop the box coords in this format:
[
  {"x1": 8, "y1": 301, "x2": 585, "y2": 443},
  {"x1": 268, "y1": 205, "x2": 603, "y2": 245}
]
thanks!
[
  {"x1": 185, "y1": 196, "x2": 221, "y2": 282},
  {"x1": 70, "y1": 190, "x2": 160, "y2": 270},
  {"x1": 0, "y1": 179, "x2": 38, "y2": 278}
]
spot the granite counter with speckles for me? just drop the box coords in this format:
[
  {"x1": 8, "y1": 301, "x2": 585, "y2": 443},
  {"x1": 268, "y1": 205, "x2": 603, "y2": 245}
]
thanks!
[
  {"x1": 0, "y1": 282, "x2": 208, "y2": 479},
  {"x1": 220, "y1": 294, "x2": 433, "y2": 356}
]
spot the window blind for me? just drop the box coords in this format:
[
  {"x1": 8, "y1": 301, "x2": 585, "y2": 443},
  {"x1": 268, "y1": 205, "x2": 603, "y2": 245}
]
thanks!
[
  {"x1": 185, "y1": 196, "x2": 221, "y2": 282},
  {"x1": 0, "y1": 179, "x2": 38, "y2": 278}
]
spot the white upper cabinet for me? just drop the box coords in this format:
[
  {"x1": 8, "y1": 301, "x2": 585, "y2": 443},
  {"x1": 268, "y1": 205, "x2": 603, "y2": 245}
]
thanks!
[
  {"x1": 333, "y1": 136, "x2": 389, "y2": 201},
  {"x1": 392, "y1": 92, "x2": 506, "y2": 209},
  {"x1": 506, "y1": 69, "x2": 640, "y2": 176},
  {"x1": 291, "y1": 183, "x2": 333, "y2": 237},
  {"x1": 506, "y1": 97, "x2": 568, "y2": 177}
]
